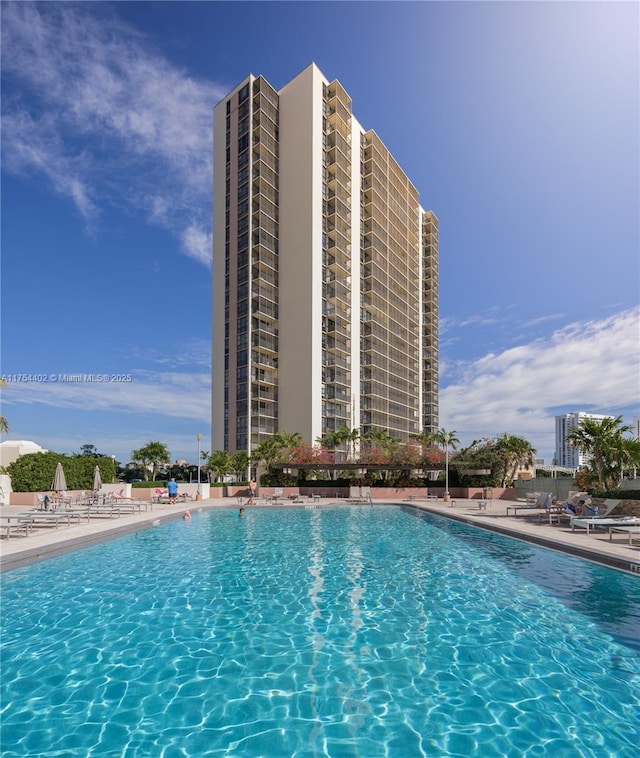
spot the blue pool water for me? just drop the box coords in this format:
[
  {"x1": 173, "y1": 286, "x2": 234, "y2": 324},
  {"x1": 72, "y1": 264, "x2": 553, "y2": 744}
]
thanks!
[{"x1": 1, "y1": 505, "x2": 639, "y2": 757}]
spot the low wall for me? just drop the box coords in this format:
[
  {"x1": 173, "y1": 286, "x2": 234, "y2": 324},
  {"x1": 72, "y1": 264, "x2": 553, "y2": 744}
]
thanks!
[
  {"x1": 130, "y1": 483, "x2": 211, "y2": 501},
  {"x1": 223, "y1": 486, "x2": 519, "y2": 501},
  {"x1": 0, "y1": 474, "x2": 11, "y2": 505}
]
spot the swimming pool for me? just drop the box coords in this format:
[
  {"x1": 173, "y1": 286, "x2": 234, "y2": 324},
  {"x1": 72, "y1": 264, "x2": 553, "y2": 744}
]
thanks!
[{"x1": 1, "y1": 505, "x2": 639, "y2": 757}]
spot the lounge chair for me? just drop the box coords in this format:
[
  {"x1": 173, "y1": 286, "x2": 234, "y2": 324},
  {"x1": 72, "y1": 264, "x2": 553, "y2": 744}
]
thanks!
[
  {"x1": 569, "y1": 500, "x2": 635, "y2": 535},
  {"x1": 0, "y1": 518, "x2": 32, "y2": 539},
  {"x1": 549, "y1": 498, "x2": 620, "y2": 527},
  {"x1": 347, "y1": 486, "x2": 372, "y2": 504},
  {"x1": 267, "y1": 487, "x2": 283, "y2": 504},
  {"x1": 506, "y1": 492, "x2": 551, "y2": 516}
]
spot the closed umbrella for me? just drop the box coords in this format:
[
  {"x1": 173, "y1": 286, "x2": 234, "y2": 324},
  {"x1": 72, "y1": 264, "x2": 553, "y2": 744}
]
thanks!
[
  {"x1": 52, "y1": 462, "x2": 67, "y2": 492},
  {"x1": 92, "y1": 465, "x2": 102, "y2": 492}
]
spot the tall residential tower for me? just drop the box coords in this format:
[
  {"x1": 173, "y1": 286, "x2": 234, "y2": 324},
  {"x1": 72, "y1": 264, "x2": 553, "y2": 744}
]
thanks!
[
  {"x1": 554, "y1": 411, "x2": 614, "y2": 468},
  {"x1": 212, "y1": 64, "x2": 438, "y2": 455}
]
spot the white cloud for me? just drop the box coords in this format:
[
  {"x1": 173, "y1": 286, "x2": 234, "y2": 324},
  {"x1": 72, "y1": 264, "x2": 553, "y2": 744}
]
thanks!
[
  {"x1": 3, "y1": 371, "x2": 211, "y2": 422},
  {"x1": 440, "y1": 307, "x2": 640, "y2": 459},
  {"x1": 182, "y1": 224, "x2": 213, "y2": 266},
  {"x1": 1, "y1": 3, "x2": 223, "y2": 265}
]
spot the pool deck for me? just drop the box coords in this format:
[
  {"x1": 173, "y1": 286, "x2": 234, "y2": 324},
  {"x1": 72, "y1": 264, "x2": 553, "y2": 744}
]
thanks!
[{"x1": 1, "y1": 497, "x2": 639, "y2": 575}]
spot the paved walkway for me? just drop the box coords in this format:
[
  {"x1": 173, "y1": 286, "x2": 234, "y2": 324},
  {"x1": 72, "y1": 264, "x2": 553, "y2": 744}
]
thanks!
[{"x1": 1, "y1": 498, "x2": 639, "y2": 575}]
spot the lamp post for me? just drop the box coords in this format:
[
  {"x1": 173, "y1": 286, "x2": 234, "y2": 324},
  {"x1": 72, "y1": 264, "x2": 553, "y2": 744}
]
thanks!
[
  {"x1": 111, "y1": 455, "x2": 116, "y2": 483},
  {"x1": 196, "y1": 433, "x2": 202, "y2": 501},
  {"x1": 443, "y1": 444, "x2": 450, "y2": 502}
]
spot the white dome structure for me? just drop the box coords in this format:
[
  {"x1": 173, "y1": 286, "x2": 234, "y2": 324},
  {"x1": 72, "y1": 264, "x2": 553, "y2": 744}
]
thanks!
[{"x1": 0, "y1": 440, "x2": 48, "y2": 467}]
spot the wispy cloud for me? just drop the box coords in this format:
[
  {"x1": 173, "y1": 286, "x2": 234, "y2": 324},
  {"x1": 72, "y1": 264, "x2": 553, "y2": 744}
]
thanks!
[
  {"x1": 3, "y1": 371, "x2": 211, "y2": 422},
  {"x1": 1, "y1": 3, "x2": 224, "y2": 264},
  {"x1": 441, "y1": 307, "x2": 640, "y2": 458}
]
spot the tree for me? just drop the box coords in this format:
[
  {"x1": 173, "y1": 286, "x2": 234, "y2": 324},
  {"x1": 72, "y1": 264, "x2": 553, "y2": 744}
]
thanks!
[
  {"x1": 361, "y1": 429, "x2": 400, "y2": 457},
  {"x1": 273, "y1": 430, "x2": 303, "y2": 453},
  {"x1": 131, "y1": 441, "x2": 171, "y2": 482},
  {"x1": 337, "y1": 426, "x2": 360, "y2": 460},
  {"x1": 79, "y1": 444, "x2": 99, "y2": 456},
  {"x1": 317, "y1": 426, "x2": 359, "y2": 461},
  {"x1": 495, "y1": 433, "x2": 536, "y2": 486},
  {"x1": 230, "y1": 450, "x2": 250, "y2": 481},
  {"x1": 567, "y1": 415, "x2": 635, "y2": 490},
  {"x1": 0, "y1": 379, "x2": 9, "y2": 434},
  {"x1": 199, "y1": 449, "x2": 210, "y2": 481},
  {"x1": 252, "y1": 438, "x2": 283, "y2": 472},
  {"x1": 434, "y1": 428, "x2": 460, "y2": 497},
  {"x1": 7, "y1": 451, "x2": 117, "y2": 492},
  {"x1": 207, "y1": 450, "x2": 232, "y2": 483}
]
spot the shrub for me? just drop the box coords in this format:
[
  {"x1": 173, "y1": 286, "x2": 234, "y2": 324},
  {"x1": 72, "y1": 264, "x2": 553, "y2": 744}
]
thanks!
[{"x1": 7, "y1": 452, "x2": 116, "y2": 492}]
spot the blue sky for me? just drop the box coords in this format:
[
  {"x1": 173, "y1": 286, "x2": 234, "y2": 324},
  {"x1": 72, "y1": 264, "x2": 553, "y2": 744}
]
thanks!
[{"x1": 1, "y1": 1, "x2": 638, "y2": 465}]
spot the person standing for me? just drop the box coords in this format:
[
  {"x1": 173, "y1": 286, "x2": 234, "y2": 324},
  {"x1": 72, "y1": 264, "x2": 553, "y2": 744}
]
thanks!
[
  {"x1": 248, "y1": 478, "x2": 256, "y2": 505},
  {"x1": 167, "y1": 478, "x2": 178, "y2": 504}
]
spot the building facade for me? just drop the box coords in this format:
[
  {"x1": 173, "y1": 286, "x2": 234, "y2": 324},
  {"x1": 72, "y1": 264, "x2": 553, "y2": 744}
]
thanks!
[
  {"x1": 212, "y1": 64, "x2": 438, "y2": 455},
  {"x1": 554, "y1": 412, "x2": 614, "y2": 468}
]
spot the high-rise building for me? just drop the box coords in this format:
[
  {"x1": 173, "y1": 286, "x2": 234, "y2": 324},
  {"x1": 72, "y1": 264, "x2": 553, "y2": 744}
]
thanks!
[
  {"x1": 554, "y1": 412, "x2": 614, "y2": 468},
  {"x1": 212, "y1": 63, "x2": 439, "y2": 455}
]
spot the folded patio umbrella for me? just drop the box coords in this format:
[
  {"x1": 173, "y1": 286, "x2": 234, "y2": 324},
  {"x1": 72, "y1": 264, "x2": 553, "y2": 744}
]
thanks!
[
  {"x1": 52, "y1": 462, "x2": 67, "y2": 492},
  {"x1": 93, "y1": 465, "x2": 102, "y2": 491}
]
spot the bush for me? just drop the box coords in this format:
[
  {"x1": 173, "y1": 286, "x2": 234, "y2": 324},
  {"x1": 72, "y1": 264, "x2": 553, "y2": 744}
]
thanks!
[
  {"x1": 591, "y1": 488, "x2": 640, "y2": 500},
  {"x1": 7, "y1": 452, "x2": 116, "y2": 492}
]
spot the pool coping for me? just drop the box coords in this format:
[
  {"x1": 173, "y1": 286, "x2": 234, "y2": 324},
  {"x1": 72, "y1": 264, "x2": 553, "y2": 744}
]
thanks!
[
  {"x1": 2, "y1": 498, "x2": 640, "y2": 576},
  {"x1": 408, "y1": 502, "x2": 640, "y2": 576}
]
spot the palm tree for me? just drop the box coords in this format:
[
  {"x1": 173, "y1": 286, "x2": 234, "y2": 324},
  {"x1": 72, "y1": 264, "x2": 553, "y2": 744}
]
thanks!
[
  {"x1": 362, "y1": 429, "x2": 400, "y2": 456},
  {"x1": 252, "y1": 438, "x2": 284, "y2": 473},
  {"x1": 131, "y1": 441, "x2": 171, "y2": 482},
  {"x1": 337, "y1": 426, "x2": 360, "y2": 461},
  {"x1": 207, "y1": 450, "x2": 232, "y2": 483},
  {"x1": 495, "y1": 433, "x2": 536, "y2": 486},
  {"x1": 567, "y1": 415, "x2": 633, "y2": 490},
  {"x1": 317, "y1": 426, "x2": 359, "y2": 461},
  {"x1": 0, "y1": 378, "x2": 9, "y2": 434},
  {"x1": 434, "y1": 428, "x2": 459, "y2": 500},
  {"x1": 230, "y1": 450, "x2": 250, "y2": 481}
]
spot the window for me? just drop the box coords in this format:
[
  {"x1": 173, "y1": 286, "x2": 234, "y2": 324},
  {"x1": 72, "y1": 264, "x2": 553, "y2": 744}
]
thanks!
[{"x1": 238, "y1": 83, "x2": 250, "y2": 103}]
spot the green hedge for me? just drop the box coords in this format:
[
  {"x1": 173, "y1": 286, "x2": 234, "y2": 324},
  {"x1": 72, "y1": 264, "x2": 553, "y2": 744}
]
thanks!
[
  {"x1": 593, "y1": 488, "x2": 640, "y2": 500},
  {"x1": 7, "y1": 452, "x2": 117, "y2": 492}
]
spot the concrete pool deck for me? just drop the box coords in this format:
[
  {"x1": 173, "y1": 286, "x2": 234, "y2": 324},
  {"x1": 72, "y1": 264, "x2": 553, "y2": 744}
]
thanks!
[{"x1": 1, "y1": 497, "x2": 639, "y2": 575}]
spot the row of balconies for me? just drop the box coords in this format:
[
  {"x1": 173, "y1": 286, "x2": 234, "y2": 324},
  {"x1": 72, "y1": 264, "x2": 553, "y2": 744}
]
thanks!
[
  {"x1": 252, "y1": 333, "x2": 277, "y2": 354},
  {"x1": 252, "y1": 247, "x2": 278, "y2": 273},
  {"x1": 252, "y1": 162, "x2": 278, "y2": 191},
  {"x1": 323, "y1": 147, "x2": 350, "y2": 173},
  {"x1": 323, "y1": 334, "x2": 351, "y2": 352},
  {"x1": 252, "y1": 148, "x2": 278, "y2": 172},
  {"x1": 323, "y1": 280, "x2": 350, "y2": 303},
  {"x1": 251, "y1": 404, "x2": 277, "y2": 421},
  {"x1": 251, "y1": 298, "x2": 278, "y2": 322},
  {"x1": 324, "y1": 353, "x2": 350, "y2": 369},
  {"x1": 251, "y1": 368, "x2": 278, "y2": 385},
  {"x1": 324, "y1": 318, "x2": 350, "y2": 339},
  {"x1": 251, "y1": 350, "x2": 278, "y2": 368},
  {"x1": 252, "y1": 283, "x2": 277, "y2": 307},
  {"x1": 252, "y1": 267, "x2": 277, "y2": 288},
  {"x1": 324, "y1": 385, "x2": 350, "y2": 402}
]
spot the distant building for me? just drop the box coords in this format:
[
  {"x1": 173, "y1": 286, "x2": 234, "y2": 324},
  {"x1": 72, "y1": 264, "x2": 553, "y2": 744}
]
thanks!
[
  {"x1": 555, "y1": 412, "x2": 613, "y2": 468},
  {"x1": 633, "y1": 417, "x2": 640, "y2": 440},
  {"x1": 0, "y1": 439, "x2": 47, "y2": 467},
  {"x1": 212, "y1": 63, "x2": 439, "y2": 456}
]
